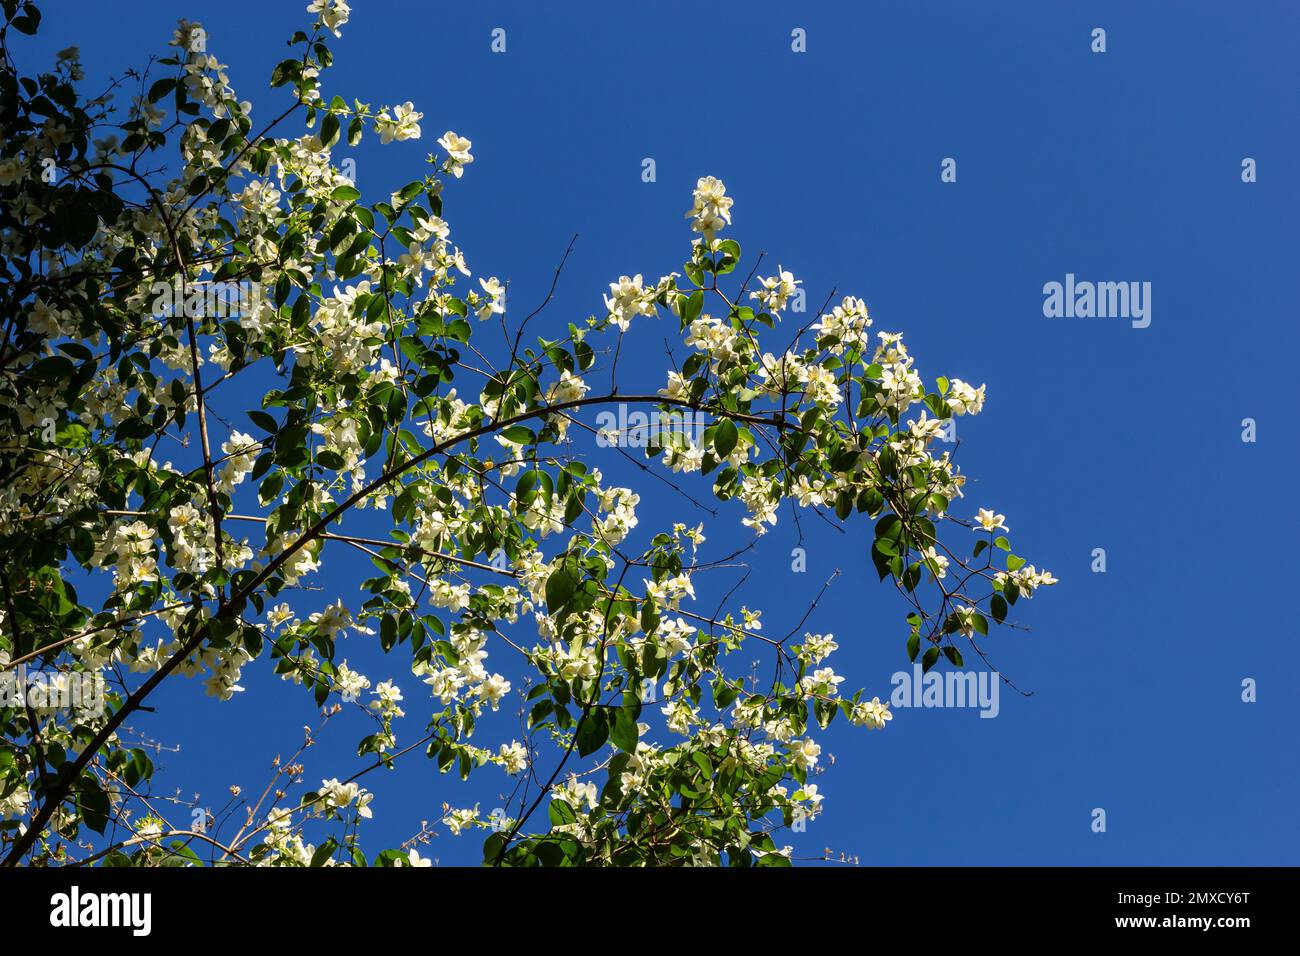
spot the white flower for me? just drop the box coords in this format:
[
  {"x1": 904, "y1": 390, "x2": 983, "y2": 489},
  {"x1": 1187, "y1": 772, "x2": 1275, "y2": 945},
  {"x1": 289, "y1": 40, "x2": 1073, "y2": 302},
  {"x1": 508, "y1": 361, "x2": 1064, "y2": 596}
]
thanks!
[
  {"x1": 0, "y1": 158, "x2": 25, "y2": 187},
  {"x1": 975, "y1": 508, "x2": 1008, "y2": 532},
  {"x1": 476, "y1": 276, "x2": 505, "y2": 319},
  {"x1": 659, "y1": 370, "x2": 690, "y2": 401},
  {"x1": 789, "y1": 738, "x2": 821, "y2": 771},
  {"x1": 267, "y1": 603, "x2": 295, "y2": 628},
  {"x1": 0, "y1": 785, "x2": 31, "y2": 821},
  {"x1": 370, "y1": 680, "x2": 405, "y2": 718},
  {"x1": 814, "y1": 296, "x2": 872, "y2": 353},
  {"x1": 442, "y1": 806, "x2": 478, "y2": 835},
  {"x1": 306, "y1": 0, "x2": 350, "y2": 37},
  {"x1": 333, "y1": 660, "x2": 371, "y2": 702},
  {"x1": 376, "y1": 101, "x2": 422, "y2": 144},
  {"x1": 309, "y1": 599, "x2": 363, "y2": 640},
  {"x1": 319, "y1": 778, "x2": 373, "y2": 819},
  {"x1": 661, "y1": 699, "x2": 697, "y2": 735},
  {"x1": 437, "y1": 131, "x2": 474, "y2": 177},
  {"x1": 922, "y1": 546, "x2": 949, "y2": 579},
  {"x1": 751, "y1": 266, "x2": 800, "y2": 313},
  {"x1": 951, "y1": 606, "x2": 979, "y2": 637},
  {"x1": 423, "y1": 665, "x2": 466, "y2": 704},
  {"x1": 498, "y1": 741, "x2": 528, "y2": 775},
  {"x1": 800, "y1": 667, "x2": 845, "y2": 696},
  {"x1": 478, "y1": 673, "x2": 511, "y2": 710},
  {"x1": 994, "y1": 565, "x2": 1059, "y2": 597},
  {"x1": 603, "y1": 274, "x2": 655, "y2": 330},
  {"x1": 797, "y1": 782, "x2": 824, "y2": 810},
  {"x1": 851, "y1": 697, "x2": 893, "y2": 730},
  {"x1": 684, "y1": 175, "x2": 733, "y2": 239},
  {"x1": 948, "y1": 379, "x2": 986, "y2": 416},
  {"x1": 135, "y1": 818, "x2": 164, "y2": 841},
  {"x1": 216, "y1": 430, "x2": 258, "y2": 493},
  {"x1": 554, "y1": 774, "x2": 598, "y2": 810},
  {"x1": 802, "y1": 632, "x2": 838, "y2": 664}
]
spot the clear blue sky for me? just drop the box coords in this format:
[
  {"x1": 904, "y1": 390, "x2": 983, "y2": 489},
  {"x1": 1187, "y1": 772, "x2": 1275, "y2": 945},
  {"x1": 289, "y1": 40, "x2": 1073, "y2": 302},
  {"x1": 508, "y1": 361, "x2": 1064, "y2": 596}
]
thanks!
[{"x1": 24, "y1": 0, "x2": 1299, "y2": 864}]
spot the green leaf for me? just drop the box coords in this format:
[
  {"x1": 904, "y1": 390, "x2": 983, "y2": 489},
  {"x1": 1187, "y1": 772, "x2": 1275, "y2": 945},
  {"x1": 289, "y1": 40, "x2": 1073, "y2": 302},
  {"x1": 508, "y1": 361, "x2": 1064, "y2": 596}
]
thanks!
[
  {"x1": 529, "y1": 699, "x2": 553, "y2": 727},
  {"x1": 715, "y1": 239, "x2": 741, "y2": 275},
  {"x1": 499, "y1": 425, "x2": 535, "y2": 445},
  {"x1": 548, "y1": 799, "x2": 576, "y2": 827},
  {"x1": 610, "y1": 707, "x2": 639, "y2": 752},
  {"x1": 380, "y1": 614, "x2": 398, "y2": 652},
  {"x1": 482, "y1": 832, "x2": 508, "y2": 864},
  {"x1": 576, "y1": 711, "x2": 608, "y2": 757},
  {"x1": 321, "y1": 112, "x2": 340, "y2": 146},
  {"x1": 681, "y1": 289, "x2": 704, "y2": 324},
  {"x1": 310, "y1": 839, "x2": 337, "y2": 867},
  {"x1": 544, "y1": 566, "x2": 578, "y2": 612},
  {"x1": 11, "y1": 4, "x2": 40, "y2": 34},
  {"x1": 78, "y1": 782, "x2": 110, "y2": 835},
  {"x1": 714, "y1": 418, "x2": 737, "y2": 458},
  {"x1": 316, "y1": 449, "x2": 345, "y2": 470},
  {"x1": 835, "y1": 489, "x2": 853, "y2": 521},
  {"x1": 148, "y1": 78, "x2": 176, "y2": 103},
  {"x1": 247, "y1": 410, "x2": 278, "y2": 433}
]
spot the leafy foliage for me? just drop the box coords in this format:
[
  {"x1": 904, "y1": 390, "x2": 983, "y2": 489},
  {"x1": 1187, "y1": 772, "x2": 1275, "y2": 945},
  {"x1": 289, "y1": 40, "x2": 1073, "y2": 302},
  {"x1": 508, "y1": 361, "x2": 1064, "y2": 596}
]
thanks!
[{"x1": 0, "y1": 1, "x2": 1054, "y2": 867}]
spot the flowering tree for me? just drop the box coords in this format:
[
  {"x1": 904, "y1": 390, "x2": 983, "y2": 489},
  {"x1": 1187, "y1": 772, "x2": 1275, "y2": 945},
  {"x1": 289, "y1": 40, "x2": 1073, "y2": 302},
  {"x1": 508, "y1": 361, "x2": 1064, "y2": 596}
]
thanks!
[{"x1": 0, "y1": 1, "x2": 1055, "y2": 867}]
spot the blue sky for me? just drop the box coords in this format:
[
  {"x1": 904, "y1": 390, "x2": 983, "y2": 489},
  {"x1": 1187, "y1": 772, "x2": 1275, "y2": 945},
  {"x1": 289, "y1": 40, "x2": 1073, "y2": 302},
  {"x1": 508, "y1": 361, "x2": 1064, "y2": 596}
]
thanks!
[{"x1": 23, "y1": 0, "x2": 1300, "y2": 864}]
